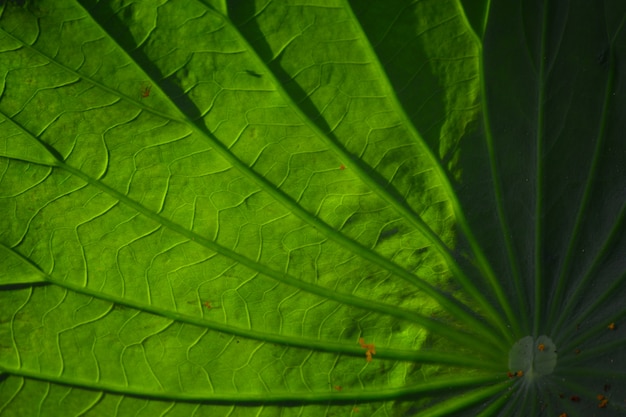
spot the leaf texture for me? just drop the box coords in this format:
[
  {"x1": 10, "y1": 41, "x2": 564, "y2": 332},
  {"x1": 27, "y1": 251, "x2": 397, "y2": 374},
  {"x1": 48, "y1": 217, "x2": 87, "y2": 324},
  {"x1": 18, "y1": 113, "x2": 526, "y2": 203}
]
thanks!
[{"x1": 1, "y1": 0, "x2": 625, "y2": 416}]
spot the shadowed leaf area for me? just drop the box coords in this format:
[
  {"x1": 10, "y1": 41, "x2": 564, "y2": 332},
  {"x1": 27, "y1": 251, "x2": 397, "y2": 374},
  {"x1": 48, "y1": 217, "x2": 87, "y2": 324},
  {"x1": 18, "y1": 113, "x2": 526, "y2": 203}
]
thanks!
[{"x1": 1, "y1": 1, "x2": 625, "y2": 416}]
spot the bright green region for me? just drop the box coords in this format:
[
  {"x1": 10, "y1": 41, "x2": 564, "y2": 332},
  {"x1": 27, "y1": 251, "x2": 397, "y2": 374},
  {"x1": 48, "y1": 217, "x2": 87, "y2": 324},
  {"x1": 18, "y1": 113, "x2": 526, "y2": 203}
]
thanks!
[
  {"x1": 0, "y1": 244, "x2": 47, "y2": 286},
  {"x1": 0, "y1": 0, "x2": 625, "y2": 416},
  {"x1": 0, "y1": 123, "x2": 59, "y2": 166}
]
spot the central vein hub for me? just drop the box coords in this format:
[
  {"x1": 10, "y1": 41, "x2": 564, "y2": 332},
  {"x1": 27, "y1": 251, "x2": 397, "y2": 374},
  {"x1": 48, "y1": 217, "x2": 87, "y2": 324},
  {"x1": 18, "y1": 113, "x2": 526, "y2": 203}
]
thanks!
[{"x1": 508, "y1": 335, "x2": 557, "y2": 380}]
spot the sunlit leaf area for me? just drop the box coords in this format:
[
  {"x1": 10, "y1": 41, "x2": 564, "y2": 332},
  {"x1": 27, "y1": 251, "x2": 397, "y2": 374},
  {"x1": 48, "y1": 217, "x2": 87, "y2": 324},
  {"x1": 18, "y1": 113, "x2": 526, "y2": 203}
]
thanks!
[{"x1": 1, "y1": 1, "x2": 625, "y2": 416}]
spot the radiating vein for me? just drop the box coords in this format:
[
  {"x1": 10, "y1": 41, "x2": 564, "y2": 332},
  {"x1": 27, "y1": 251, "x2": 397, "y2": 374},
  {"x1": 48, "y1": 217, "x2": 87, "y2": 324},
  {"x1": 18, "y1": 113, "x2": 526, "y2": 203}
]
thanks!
[
  {"x1": 61, "y1": 1, "x2": 509, "y2": 350},
  {"x1": 338, "y1": 0, "x2": 517, "y2": 341},
  {"x1": 58, "y1": 162, "x2": 503, "y2": 358},
  {"x1": 532, "y1": 0, "x2": 550, "y2": 337},
  {"x1": 0, "y1": 367, "x2": 502, "y2": 403},
  {"x1": 477, "y1": 25, "x2": 529, "y2": 337},
  {"x1": 547, "y1": 15, "x2": 624, "y2": 332}
]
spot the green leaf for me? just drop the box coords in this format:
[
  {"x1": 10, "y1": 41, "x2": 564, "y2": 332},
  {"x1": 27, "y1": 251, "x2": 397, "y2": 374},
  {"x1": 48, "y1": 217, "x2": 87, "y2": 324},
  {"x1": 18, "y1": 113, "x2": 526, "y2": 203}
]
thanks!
[
  {"x1": 0, "y1": 243, "x2": 48, "y2": 286},
  {"x1": 0, "y1": 1, "x2": 625, "y2": 416}
]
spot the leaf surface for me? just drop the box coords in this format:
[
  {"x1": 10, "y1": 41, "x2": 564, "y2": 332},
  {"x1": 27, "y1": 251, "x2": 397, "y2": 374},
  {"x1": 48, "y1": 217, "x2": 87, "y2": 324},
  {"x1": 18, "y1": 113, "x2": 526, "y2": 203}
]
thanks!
[{"x1": 0, "y1": 1, "x2": 625, "y2": 416}]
